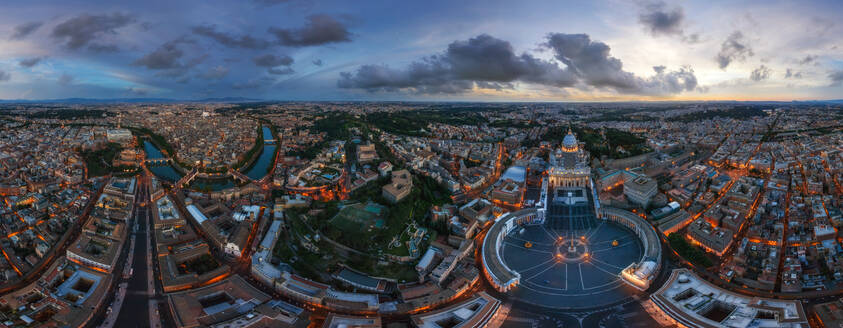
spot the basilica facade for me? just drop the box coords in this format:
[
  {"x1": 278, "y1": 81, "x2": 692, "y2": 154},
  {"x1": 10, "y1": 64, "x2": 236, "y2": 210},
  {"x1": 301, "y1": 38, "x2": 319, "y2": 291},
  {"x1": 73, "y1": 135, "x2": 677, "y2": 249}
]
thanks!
[{"x1": 547, "y1": 129, "x2": 591, "y2": 188}]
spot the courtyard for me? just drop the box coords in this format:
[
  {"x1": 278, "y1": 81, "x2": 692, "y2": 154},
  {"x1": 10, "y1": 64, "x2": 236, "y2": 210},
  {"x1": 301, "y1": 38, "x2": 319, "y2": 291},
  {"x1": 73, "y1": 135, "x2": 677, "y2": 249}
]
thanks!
[{"x1": 500, "y1": 216, "x2": 644, "y2": 310}]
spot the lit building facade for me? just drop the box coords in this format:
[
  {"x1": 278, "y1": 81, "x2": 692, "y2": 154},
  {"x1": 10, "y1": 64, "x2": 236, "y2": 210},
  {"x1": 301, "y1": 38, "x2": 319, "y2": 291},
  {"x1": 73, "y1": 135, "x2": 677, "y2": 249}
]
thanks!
[
  {"x1": 547, "y1": 130, "x2": 591, "y2": 188},
  {"x1": 544, "y1": 130, "x2": 599, "y2": 230}
]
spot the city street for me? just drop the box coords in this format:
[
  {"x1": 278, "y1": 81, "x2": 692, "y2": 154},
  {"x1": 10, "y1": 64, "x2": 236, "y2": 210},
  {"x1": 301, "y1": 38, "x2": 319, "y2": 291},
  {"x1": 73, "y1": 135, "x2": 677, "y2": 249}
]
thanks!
[
  {"x1": 113, "y1": 203, "x2": 152, "y2": 327},
  {"x1": 87, "y1": 174, "x2": 162, "y2": 328}
]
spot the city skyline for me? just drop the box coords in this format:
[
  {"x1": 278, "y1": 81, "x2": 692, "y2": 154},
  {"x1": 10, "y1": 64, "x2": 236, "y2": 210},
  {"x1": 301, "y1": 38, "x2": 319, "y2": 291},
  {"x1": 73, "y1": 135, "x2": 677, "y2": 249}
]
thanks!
[{"x1": 1, "y1": 0, "x2": 842, "y2": 102}]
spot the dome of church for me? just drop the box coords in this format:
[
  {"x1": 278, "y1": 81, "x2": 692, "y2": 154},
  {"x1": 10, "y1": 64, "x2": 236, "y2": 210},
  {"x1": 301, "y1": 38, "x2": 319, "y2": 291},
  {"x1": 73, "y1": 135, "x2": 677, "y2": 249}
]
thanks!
[{"x1": 562, "y1": 131, "x2": 577, "y2": 149}]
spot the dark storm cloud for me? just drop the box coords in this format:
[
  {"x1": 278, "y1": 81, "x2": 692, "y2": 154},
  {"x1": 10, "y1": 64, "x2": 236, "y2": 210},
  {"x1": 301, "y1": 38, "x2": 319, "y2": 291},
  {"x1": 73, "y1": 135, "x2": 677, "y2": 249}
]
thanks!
[
  {"x1": 785, "y1": 68, "x2": 802, "y2": 79},
  {"x1": 716, "y1": 31, "x2": 753, "y2": 69},
  {"x1": 339, "y1": 33, "x2": 697, "y2": 95},
  {"x1": 57, "y1": 73, "x2": 74, "y2": 86},
  {"x1": 339, "y1": 64, "x2": 474, "y2": 94},
  {"x1": 544, "y1": 33, "x2": 698, "y2": 94},
  {"x1": 253, "y1": 54, "x2": 293, "y2": 67},
  {"x1": 253, "y1": 54, "x2": 294, "y2": 75},
  {"x1": 9, "y1": 21, "x2": 43, "y2": 40},
  {"x1": 312, "y1": 59, "x2": 323, "y2": 66},
  {"x1": 192, "y1": 25, "x2": 271, "y2": 49},
  {"x1": 51, "y1": 13, "x2": 135, "y2": 50},
  {"x1": 269, "y1": 14, "x2": 351, "y2": 47},
  {"x1": 134, "y1": 37, "x2": 197, "y2": 72},
  {"x1": 338, "y1": 34, "x2": 577, "y2": 94},
  {"x1": 446, "y1": 34, "x2": 576, "y2": 86},
  {"x1": 638, "y1": 1, "x2": 684, "y2": 37},
  {"x1": 830, "y1": 70, "x2": 843, "y2": 86},
  {"x1": 750, "y1": 65, "x2": 772, "y2": 81},
  {"x1": 134, "y1": 41, "x2": 184, "y2": 69},
  {"x1": 18, "y1": 57, "x2": 45, "y2": 67},
  {"x1": 0, "y1": 70, "x2": 9, "y2": 82}
]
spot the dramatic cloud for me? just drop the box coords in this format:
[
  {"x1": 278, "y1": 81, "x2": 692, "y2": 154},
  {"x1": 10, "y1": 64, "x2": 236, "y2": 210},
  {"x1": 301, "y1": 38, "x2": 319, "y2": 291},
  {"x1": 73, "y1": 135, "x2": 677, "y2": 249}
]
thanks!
[
  {"x1": 134, "y1": 38, "x2": 196, "y2": 71},
  {"x1": 0, "y1": 70, "x2": 9, "y2": 82},
  {"x1": 253, "y1": 54, "x2": 293, "y2": 67},
  {"x1": 339, "y1": 65, "x2": 474, "y2": 94},
  {"x1": 18, "y1": 57, "x2": 45, "y2": 67},
  {"x1": 830, "y1": 70, "x2": 843, "y2": 86},
  {"x1": 9, "y1": 21, "x2": 43, "y2": 40},
  {"x1": 312, "y1": 59, "x2": 323, "y2": 66},
  {"x1": 339, "y1": 33, "x2": 697, "y2": 96},
  {"x1": 716, "y1": 31, "x2": 753, "y2": 69},
  {"x1": 638, "y1": 1, "x2": 684, "y2": 37},
  {"x1": 269, "y1": 14, "x2": 351, "y2": 47},
  {"x1": 545, "y1": 33, "x2": 698, "y2": 94},
  {"x1": 445, "y1": 35, "x2": 575, "y2": 86},
  {"x1": 785, "y1": 68, "x2": 802, "y2": 79},
  {"x1": 749, "y1": 65, "x2": 772, "y2": 81},
  {"x1": 135, "y1": 41, "x2": 184, "y2": 69},
  {"x1": 57, "y1": 73, "x2": 74, "y2": 85},
  {"x1": 192, "y1": 25, "x2": 271, "y2": 49},
  {"x1": 338, "y1": 34, "x2": 577, "y2": 94},
  {"x1": 638, "y1": 2, "x2": 699, "y2": 43},
  {"x1": 253, "y1": 54, "x2": 294, "y2": 75},
  {"x1": 51, "y1": 13, "x2": 135, "y2": 50}
]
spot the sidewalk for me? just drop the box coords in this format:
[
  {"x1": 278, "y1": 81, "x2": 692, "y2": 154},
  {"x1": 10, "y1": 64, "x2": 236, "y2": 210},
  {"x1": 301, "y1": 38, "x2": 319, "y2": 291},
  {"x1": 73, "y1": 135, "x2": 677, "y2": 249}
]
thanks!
[{"x1": 98, "y1": 282, "x2": 127, "y2": 328}]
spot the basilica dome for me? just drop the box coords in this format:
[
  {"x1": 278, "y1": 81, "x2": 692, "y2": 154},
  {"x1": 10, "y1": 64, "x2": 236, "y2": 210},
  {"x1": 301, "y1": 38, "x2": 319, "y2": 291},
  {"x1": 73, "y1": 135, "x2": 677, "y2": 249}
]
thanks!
[{"x1": 562, "y1": 130, "x2": 578, "y2": 151}]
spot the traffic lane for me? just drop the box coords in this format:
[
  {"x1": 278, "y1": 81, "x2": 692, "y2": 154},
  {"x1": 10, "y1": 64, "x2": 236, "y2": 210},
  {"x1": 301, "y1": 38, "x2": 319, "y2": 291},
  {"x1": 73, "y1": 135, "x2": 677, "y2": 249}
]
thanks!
[{"x1": 114, "y1": 204, "x2": 152, "y2": 326}]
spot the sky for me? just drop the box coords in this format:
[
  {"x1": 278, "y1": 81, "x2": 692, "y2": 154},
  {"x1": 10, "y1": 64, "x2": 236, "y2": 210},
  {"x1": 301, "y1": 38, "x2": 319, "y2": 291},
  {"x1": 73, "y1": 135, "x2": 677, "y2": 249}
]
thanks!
[{"x1": 0, "y1": 0, "x2": 842, "y2": 101}]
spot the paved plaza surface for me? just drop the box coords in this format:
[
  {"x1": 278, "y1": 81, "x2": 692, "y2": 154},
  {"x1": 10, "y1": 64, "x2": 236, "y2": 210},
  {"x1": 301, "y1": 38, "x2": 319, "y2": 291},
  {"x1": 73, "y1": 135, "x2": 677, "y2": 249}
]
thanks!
[{"x1": 501, "y1": 213, "x2": 643, "y2": 310}]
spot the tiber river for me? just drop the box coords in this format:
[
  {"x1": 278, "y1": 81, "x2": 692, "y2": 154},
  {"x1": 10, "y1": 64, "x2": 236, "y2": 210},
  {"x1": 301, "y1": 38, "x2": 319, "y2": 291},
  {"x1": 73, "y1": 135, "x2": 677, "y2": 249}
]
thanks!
[{"x1": 143, "y1": 126, "x2": 276, "y2": 191}]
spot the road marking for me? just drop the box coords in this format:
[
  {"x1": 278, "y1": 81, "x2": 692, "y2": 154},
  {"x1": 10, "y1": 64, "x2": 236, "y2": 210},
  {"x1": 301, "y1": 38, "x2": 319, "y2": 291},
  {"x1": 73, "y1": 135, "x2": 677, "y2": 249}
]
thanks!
[
  {"x1": 503, "y1": 241, "x2": 554, "y2": 254},
  {"x1": 581, "y1": 262, "x2": 623, "y2": 290},
  {"x1": 521, "y1": 258, "x2": 559, "y2": 278},
  {"x1": 589, "y1": 257, "x2": 626, "y2": 270},
  {"x1": 586, "y1": 221, "x2": 605, "y2": 240},
  {"x1": 578, "y1": 262, "x2": 585, "y2": 290},
  {"x1": 540, "y1": 225, "x2": 559, "y2": 241},
  {"x1": 584, "y1": 279, "x2": 624, "y2": 291},
  {"x1": 563, "y1": 263, "x2": 568, "y2": 291}
]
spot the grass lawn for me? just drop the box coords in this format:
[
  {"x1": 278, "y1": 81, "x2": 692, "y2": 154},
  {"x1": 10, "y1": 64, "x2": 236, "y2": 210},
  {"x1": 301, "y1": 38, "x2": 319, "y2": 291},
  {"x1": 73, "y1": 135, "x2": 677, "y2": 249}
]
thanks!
[
  {"x1": 81, "y1": 142, "x2": 122, "y2": 177},
  {"x1": 668, "y1": 233, "x2": 714, "y2": 268},
  {"x1": 325, "y1": 202, "x2": 388, "y2": 252},
  {"x1": 284, "y1": 204, "x2": 429, "y2": 283},
  {"x1": 272, "y1": 238, "x2": 295, "y2": 260}
]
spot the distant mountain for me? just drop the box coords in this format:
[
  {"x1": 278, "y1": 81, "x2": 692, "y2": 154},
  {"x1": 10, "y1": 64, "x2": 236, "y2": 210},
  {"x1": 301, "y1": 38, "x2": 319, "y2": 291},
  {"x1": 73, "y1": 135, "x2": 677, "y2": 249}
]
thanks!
[
  {"x1": 793, "y1": 99, "x2": 843, "y2": 104},
  {"x1": 0, "y1": 97, "x2": 264, "y2": 104}
]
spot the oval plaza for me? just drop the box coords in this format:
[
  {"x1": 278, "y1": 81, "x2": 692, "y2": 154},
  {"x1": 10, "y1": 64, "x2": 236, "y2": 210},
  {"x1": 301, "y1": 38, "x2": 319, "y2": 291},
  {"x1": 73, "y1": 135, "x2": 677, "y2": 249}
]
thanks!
[{"x1": 481, "y1": 130, "x2": 663, "y2": 309}]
